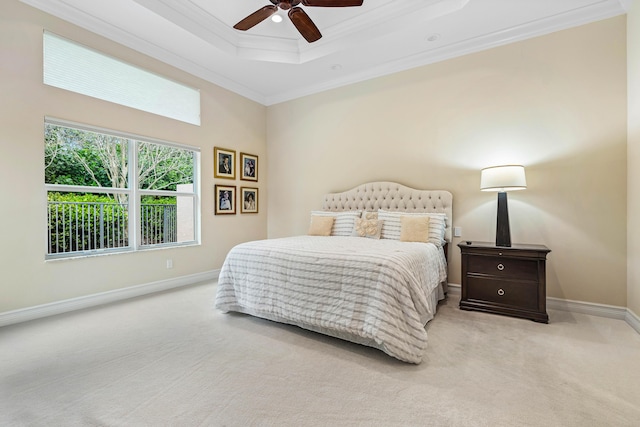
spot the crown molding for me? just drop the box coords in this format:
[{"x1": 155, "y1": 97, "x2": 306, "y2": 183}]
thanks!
[
  {"x1": 130, "y1": 0, "x2": 466, "y2": 64},
  {"x1": 20, "y1": 0, "x2": 269, "y2": 104},
  {"x1": 265, "y1": 0, "x2": 628, "y2": 105},
  {"x1": 21, "y1": 0, "x2": 628, "y2": 106}
]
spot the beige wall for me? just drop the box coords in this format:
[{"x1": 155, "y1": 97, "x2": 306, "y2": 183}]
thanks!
[
  {"x1": 267, "y1": 17, "x2": 628, "y2": 306},
  {"x1": 0, "y1": 0, "x2": 632, "y2": 315},
  {"x1": 628, "y1": 1, "x2": 640, "y2": 317},
  {"x1": 0, "y1": 1, "x2": 267, "y2": 313}
]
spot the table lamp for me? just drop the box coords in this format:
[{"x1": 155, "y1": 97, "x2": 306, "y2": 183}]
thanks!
[{"x1": 480, "y1": 165, "x2": 527, "y2": 247}]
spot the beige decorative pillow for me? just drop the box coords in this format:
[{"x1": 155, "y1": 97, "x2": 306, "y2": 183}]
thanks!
[
  {"x1": 362, "y1": 211, "x2": 378, "y2": 220},
  {"x1": 352, "y1": 218, "x2": 383, "y2": 239},
  {"x1": 400, "y1": 216, "x2": 430, "y2": 243},
  {"x1": 308, "y1": 215, "x2": 335, "y2": 236}
]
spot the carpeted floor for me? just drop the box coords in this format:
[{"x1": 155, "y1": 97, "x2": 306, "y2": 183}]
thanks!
[{"x1": 1, "y1": 281, "x2": 639, "y2": 427}]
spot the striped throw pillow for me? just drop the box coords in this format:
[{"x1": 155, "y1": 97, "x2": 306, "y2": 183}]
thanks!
[
  {"x1": 310, "y1": 210, "x2": 362, "y2": 237},
  {"x1": 378, "y1": 210, "x2": 446, "y2": 245}
]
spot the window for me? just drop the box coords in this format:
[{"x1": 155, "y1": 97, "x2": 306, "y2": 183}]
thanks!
[
  {"x1": 43, "y1": 32, "x2": 201, "y2": 125},
  {"x1": 45, "y1": 118, "x2": 200, "y2": 259}
]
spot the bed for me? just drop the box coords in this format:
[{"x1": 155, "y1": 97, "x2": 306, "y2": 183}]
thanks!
[{"x1": 215, "y1": 182, "x2": 453, "y2": 364}]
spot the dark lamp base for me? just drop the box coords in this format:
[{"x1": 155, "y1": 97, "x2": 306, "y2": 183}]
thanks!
[{"x1": 496, "y1": 192, "x2": 511, "y2": 247}]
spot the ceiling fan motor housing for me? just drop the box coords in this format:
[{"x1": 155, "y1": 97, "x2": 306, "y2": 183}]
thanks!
[{"x1": 270, "y1": 1, "x2": 302, "y2": 10}]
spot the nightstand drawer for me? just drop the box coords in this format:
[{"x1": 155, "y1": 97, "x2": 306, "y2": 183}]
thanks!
[
  {"x1": 466, "y1": 277, "x2": 538, "y2": 311},
  {"x1": 468, "y1": 256, "x2": 538, "y2": 280}
]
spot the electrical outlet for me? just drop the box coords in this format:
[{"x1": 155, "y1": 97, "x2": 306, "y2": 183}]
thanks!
[
  {"x1": 453, "y1": 227, "x2": 462, "y2": 237},
  {"x1": 166, "y1": 259, "x2": 173, "y2": 269}
]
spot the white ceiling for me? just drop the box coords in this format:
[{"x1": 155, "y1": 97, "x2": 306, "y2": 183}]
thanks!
[{"x1": 22, "y1": 0, "x2": 629, "y2": 106}]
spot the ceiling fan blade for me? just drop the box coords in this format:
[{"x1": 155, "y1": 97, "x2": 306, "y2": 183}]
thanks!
[
  {"x1": 233, "y1": 5, "x2": 278, "y2": 31},
  {"x1": 301, "y1": 0, "x2": 363, "y2": 6},
  {"x1": 289, "y1": 7, "x2": 322, "y2": 43}
]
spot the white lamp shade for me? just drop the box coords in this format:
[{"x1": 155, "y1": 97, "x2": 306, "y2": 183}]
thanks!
[{"x1": 481, "y1": 165, "x2": 527, "y2": 192}]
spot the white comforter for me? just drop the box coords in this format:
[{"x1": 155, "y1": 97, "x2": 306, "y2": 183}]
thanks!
[{"x1": 215, "y1": 236, "x2": 447, "y2": 363}]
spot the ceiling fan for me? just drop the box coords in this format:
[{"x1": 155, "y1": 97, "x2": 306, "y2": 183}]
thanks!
[{"x1": 233, "y1": 0, "x2": 364, "y2": 43}]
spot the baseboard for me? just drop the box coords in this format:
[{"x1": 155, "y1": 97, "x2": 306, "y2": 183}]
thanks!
[
  {"x1": 0, "y1": 269, "x2": 219, "y2": 328},
  {"x1": 626, "y1": 308, "x2": 640, "y2": 335},
  {"x1": 447, "y1": 283, "x2": 461, "y2": 295},
  {"x1": 546, "y1": 296, "x2": 628, "y2": 320},
  {"x1": 447, "y1": 283, "x2": 640, "y2": 334},
  {"x1": 4, "y1": 277, "x2": 639, "y2": 336}
]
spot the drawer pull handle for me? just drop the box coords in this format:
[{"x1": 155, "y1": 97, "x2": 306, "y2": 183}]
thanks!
[
  {"x1": 497, "y1": 288, "x2": 505, "y2": 296},
  {"x1": 497, "y1": 263, "x2": 505, "y2": 271}
]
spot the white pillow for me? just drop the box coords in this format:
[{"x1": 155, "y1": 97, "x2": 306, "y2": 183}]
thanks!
[
  {"x1": 378, "y1": 210, "x2": 446, "y2": 245},
  {"x1": 310, "y1": 210, "x2": 362, "y2": 237}
]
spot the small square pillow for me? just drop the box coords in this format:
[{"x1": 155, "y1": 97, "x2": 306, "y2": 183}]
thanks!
[
  {"x1": 352, "y1": 218, "x2": 383, "y2": 239},
  {"x1": 362, "y1": 211, "x2": 378, "y2": 221},
  {"x1": 308, "y1": 215, "x2": 335, "y2": 236},
  {"x1": 400, "y1": 216, "x2": 431, "y2": 243}
]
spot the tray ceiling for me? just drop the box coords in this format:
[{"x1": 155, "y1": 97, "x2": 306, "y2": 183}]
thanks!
[{"x1": 21, "y1": 0, "x2": 629, "y2": 105}]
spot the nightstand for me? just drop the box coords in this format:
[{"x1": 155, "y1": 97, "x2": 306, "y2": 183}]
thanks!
[{"x1": 458, "y1": 241, "x2": 551, "y2": 323}]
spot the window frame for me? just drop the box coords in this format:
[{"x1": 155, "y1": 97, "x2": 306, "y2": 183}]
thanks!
[{"x1": 44, "y1": 117, "x2": 201, "y2": 260}]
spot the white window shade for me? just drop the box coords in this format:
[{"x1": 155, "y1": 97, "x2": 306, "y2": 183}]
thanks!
[{"x1": 43, "y1": 32, "x2": 200, "y2": 126}]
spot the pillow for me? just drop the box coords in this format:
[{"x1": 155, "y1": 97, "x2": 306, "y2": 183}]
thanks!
[
  {"x1": 308, "y1": 215, "x2": 334, "y2": 236},
  {"x1": 352, "y1": 218, "x2": 383, "y2": 239},
  {"x1": 310, "y1": 210, "x2": 361, "y2": 236},
  {"x1": 362, "y1": 211, "x2": 378, "y2": 220},
  {"x1": 378, "y1": 210, "x2": 447, "y2": 245},
  {"x1": 400, "y1": 216, "x2": 430, "y2": 243}
]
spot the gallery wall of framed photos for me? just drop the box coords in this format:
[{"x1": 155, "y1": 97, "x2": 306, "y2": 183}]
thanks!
[{"x1": 214, "y1": 147, "x2": 259, "y2": 215}]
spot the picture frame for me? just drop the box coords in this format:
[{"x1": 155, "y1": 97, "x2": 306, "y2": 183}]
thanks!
[
  {"x1": 215, "y1": 185, "x2": 236, "y2": 215},
  {"x1": 240, "y1": 152, "x2": 258, "y2": 182},
  {"x1": 214, "y1": 147, "x2": 236, "y2": 180},
  {"x1": 240, "y1": 187, "x2": 259, "y2": 214}
]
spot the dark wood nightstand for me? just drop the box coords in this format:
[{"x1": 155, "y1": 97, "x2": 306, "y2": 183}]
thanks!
[{"x1": 458, "y1": 241, "x2": 551, "y2": 323}]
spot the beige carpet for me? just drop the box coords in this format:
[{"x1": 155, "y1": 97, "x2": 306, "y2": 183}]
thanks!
[{"x1": 1, "y1": 282, "x2": 639, "y2": 427}]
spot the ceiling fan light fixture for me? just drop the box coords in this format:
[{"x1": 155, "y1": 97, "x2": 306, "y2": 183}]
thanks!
[{"x1": 234, "y1": 0, "x2": 364, "y2": 43}]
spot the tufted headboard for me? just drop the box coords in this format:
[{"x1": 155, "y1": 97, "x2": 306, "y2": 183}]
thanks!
[{"x1": 321, "y1": 182, "x2": 453, "y2": 242}]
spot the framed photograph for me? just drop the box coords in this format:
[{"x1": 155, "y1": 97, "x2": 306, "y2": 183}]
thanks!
[
  {"x1": 240, "y1": 187, "x2": 259, "y2": 214},
  {"x1": 240, "y1": 152, "x2": 258, "y2": 182},
  {"x1": 214, "y1": 147, "x2": 236, "y2": 179},
  {"x1": 215, "y1": 185, "x2": 236, "y2": 215}
]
